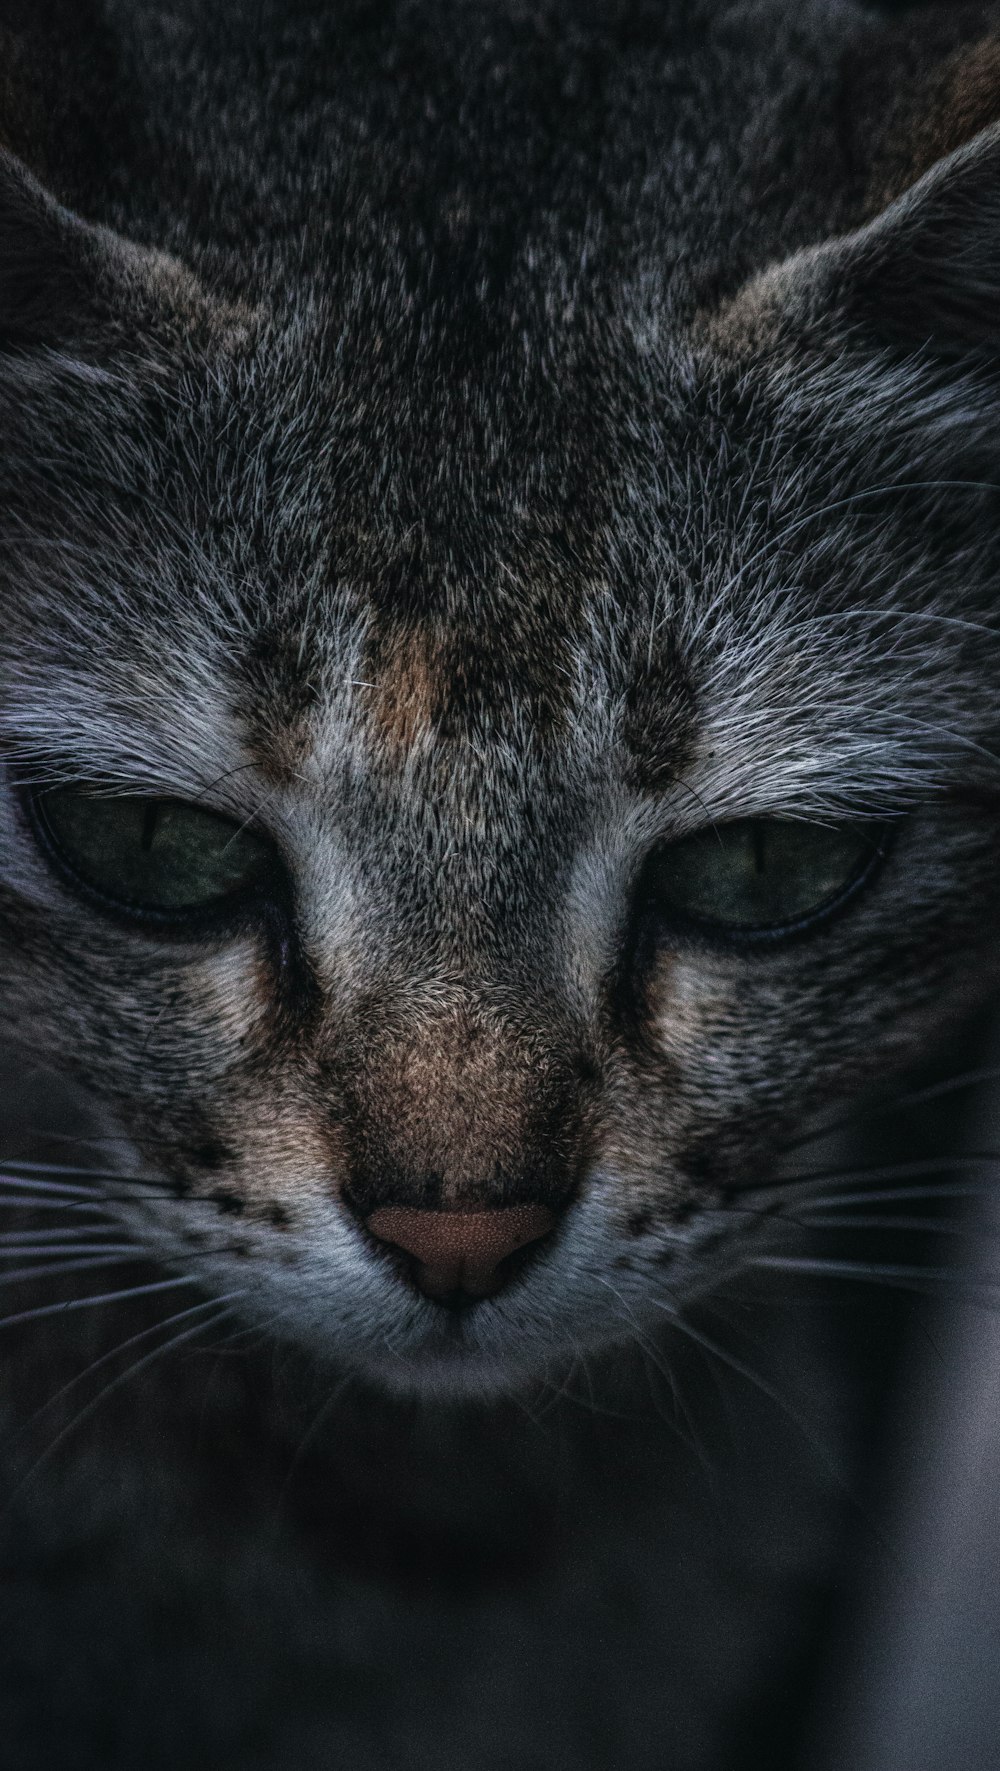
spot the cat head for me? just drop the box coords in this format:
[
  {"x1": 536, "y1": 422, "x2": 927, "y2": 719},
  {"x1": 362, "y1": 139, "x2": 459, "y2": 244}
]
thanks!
[{"x1": 2, "y1": 83, "x2": 1000, "y2": 1397}]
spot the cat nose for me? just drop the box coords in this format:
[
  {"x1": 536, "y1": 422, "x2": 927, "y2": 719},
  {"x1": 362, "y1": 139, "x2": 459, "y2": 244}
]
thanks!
[{"x1": 365, "y1": 1203, "x2": 556, "y2": 1303}]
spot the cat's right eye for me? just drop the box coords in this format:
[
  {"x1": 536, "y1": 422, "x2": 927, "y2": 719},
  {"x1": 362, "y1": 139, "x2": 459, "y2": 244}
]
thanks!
[
  {"x1": 640, "y1": 816, "x2": 886, "y2": 943},
  {"x1": 27, "y1": 784, "x2": 276, "y2": 923}
]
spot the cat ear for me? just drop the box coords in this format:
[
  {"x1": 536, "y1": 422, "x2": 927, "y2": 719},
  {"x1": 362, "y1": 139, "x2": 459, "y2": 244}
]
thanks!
[
  {"x1": 729, "y1": 122, "x2": 1000, "y2": 359},
  {"x1": 0, "y1": 150, "x2": 96, "y2": 347},
  {"x1": 837, "y1": 122, "x2": 1000, "y2": 353},
  {"x1": 0, "y1": 147, "x2": 226, "y2": 353}
]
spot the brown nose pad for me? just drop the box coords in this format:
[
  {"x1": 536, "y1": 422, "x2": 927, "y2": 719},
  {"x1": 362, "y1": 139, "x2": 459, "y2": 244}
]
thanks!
[{"x1": 365, "y1": 1204, "x2": 556, "y2": 1302}]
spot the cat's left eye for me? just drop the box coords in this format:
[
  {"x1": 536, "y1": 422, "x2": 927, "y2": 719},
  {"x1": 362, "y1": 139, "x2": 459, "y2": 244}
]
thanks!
[
  {"x1": 641, "y1": 817, "x2": 885, "y2": 942},
  {"x1": 28, "y1": 785, "x2": 276, "y2": 922}
]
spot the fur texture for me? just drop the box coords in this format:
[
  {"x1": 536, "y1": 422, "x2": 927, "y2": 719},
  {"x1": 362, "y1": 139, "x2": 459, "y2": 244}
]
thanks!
[{"x1": 0, "y1": 1, "x2": 999, "y2": 1765}]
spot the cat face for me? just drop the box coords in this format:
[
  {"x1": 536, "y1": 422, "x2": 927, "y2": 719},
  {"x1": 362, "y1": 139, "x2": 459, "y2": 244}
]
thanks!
[{"x1": 2, "y1": 93, "x2": 1000, "y2": 1394}]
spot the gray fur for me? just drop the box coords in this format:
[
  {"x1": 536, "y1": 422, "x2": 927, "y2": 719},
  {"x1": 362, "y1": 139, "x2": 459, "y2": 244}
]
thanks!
[{"x1": 0, "y1": 1, "x2": 999, "y2": 1764}]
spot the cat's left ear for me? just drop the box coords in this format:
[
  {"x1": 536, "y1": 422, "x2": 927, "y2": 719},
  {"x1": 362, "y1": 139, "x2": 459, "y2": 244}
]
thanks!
[
  {"x1": 0, "y1": 146, "x2": 239, "y2": 355},
  {"x1": 726, "y1": 121, "x2": 1000, "y2": 358}
]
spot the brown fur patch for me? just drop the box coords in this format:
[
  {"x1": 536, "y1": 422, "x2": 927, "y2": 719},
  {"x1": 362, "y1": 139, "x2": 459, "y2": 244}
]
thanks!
[
  {"x1": 338, "y1": 1002, "x2": 590, "y2": 1214},
  {"x1": 365, "y1": 624, "x2": 447, "y2": 754}
]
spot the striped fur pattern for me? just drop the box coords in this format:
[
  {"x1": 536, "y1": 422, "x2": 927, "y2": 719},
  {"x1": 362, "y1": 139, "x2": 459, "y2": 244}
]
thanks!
[{"x1": 1, "y1": 0, "x2": 1000, "y2": 1399}]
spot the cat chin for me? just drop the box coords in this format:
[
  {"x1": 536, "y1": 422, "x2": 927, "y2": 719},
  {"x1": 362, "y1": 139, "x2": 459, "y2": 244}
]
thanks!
[
  {"x1": 348, "y1": 1316, "x2": 575, "y2": 1403},
  {"x1": 358, "y1": 1351, "x2": 527, "y2": 1403}
]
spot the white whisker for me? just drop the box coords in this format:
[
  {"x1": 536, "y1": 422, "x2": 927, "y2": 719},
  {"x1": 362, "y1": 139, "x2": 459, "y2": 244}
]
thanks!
[
  {"x1": 780, "y1": 1067, "x2": 1000, "y2": 1155},
  {"x1": 0, "y1": 1253, "x2": 148, "y2": 1288},
  {"x1": 790, "y1": 1181, "x2": 994, "y2": 1212},
  {"x1": 0, "y1": 1172, "x2": 95, "y2": 1198},
  {"x1": 801, "y1": 1215, "x2": 978, "y2": 1236},
  {"x1": 0, "y1": 1161, "x2": 173, "y2": 1192},
  {"x1": 4, "y1": 1297, "x2": 244, "y2": 1511},
  {"x1": 753, "y1": 1154, "x2": 1000, "y2": 1210},
  {"x1": 0, "y1": 1275, "x2": 197, "y2": 1331},
  {"x1": 748, "y1": 1254, "x2": 999, "y2": 1293},
  {"x1": 0, "y1": 1239, "x2": 138, "y2": 1256},
  {"x1": 0, "y1": 1228, "x2": 119, "y2": 1246},
  {"x1": 0, "y1": 1199, "x2": 111, "y2": 1215},
  {"x1": 18, "y1": 1297, "x2": 234, "y2": 1440},
  {"x1": 650, "y1": 1301, "x2": 859, "y2": 1508}
]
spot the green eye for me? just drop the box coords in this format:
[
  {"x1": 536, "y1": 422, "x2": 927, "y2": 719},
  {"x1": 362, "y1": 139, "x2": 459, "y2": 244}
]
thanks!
[
  {"x1": 32, "y1": 786, "x2": 275, "y2": 918},
  {"x1": 644, "y1": 818, "x2": 883, "y2": 939}
]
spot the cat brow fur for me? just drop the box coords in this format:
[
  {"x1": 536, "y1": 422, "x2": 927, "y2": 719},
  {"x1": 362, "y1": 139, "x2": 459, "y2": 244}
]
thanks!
[{"x1": 0, "y1": 0, "x2": 999, "y2": 1394}]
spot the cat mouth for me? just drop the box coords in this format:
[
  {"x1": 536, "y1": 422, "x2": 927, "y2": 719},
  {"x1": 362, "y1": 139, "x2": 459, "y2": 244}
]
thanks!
[{"x1": 352, "y1": 1282, "x2": 559, "y2": 1397}]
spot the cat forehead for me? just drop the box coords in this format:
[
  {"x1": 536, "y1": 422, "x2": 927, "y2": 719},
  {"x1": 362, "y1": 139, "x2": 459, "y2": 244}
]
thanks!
[
  {"x1": 0, "y1": 313, "x2": 977, "y2": 818},
  {"x1": 234, "y1": 575, "x2": 694, "y2": 802}
]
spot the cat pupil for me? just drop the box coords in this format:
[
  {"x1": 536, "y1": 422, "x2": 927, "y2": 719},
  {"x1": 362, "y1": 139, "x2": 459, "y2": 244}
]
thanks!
[{"x1": 140, "y1": 801, "x2": 160, "y2": 853}]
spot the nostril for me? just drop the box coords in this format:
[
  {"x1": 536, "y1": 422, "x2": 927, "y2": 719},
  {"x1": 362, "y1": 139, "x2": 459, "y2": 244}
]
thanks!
[{"x1": 365, "y1": 1203, "x2": 557, "y2": 1302}]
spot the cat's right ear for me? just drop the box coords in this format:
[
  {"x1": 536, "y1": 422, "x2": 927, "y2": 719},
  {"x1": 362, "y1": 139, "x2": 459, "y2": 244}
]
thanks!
[
  {"x1": 718, "y1": 121, "x2": 1000, "y2": 361},
  {"x1": 0, "y1": 148, "x2": 231, "y2": 353},
  {"x1": 0, "y1": 151, "x2": 96, "y2": 348}
]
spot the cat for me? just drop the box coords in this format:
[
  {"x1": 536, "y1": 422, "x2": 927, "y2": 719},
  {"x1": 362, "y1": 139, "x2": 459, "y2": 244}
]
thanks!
[{"x1": 0, "y1": 0, "x2": 999, "y2": 1765}]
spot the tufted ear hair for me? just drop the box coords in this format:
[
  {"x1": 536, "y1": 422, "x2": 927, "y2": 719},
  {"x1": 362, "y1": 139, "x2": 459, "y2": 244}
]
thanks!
[
  {"x1": 0, "y1": 146, "x2": 229, "y2": 354},
  {"x1": 725, "y1": 122, "x2": 1000, "y2": 361}
]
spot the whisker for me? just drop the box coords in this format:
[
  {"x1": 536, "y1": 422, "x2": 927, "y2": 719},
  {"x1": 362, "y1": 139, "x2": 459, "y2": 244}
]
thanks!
[
  {"x1": 749, "y1": 1154, "x2": 1000, "y2": 1209},
  {"x1": 0, "y1": 1275, "x2": 197, "y2": 1331},
  {"x1": 5, "y1": 1128, "x2": 191, "y2": 1155},
  {"x1": 0, "y1": 1161, "x2": 176, "y2": 1193},
  {"x1": 272, "y1": 1373, "x2": 356, "y2": 1520},
  {"x1": 0, "y1": 1253, "x2": 148, "y2": 1289},
  {"x1": 0, "y1": 1239, "x2": 139, "y2": 1256},
  {"x1": 0, "y1": 1228, "x2": 118, "y2": 1247},
  {"x1": 799, "y1": 1215, "x2": 984, "y2": 1236},
  {"x1": 676, "y1": 1320, "x2": 741, "y2": 1460},
  {"x1": 780, "y1": 1066, "x2": 1000, "y2": 1156},
  {"x1": 748, "y1": 1254, "x2": 1000, "y2": 1297},
  {"x1": 0, "y1": 1160, "x2": 107, "y2": 1179},
  {"x1": 788, "y1": 1181, "x2": 995, "y2": 1212},
  {"x1": 594, "y1": 1275, "x2": 711, "y2": 1470},
  {"x1": 0, "y1": 1199, "x2": 112, "y2": 1216},
  {"x1": 16, "y1": 1297, "x2": 232, "y2": 1440},
  {"x1": 0, "y1": 1172, "x2": 95, "y2": 1198},
  {"x1": 0, "y1": 1180, "x2": 246, "y2": 1219},
  {"x1": 3, "y1": 1298, "x2": 243, "y2": 1513},
  {"x1": 639, "y1": 1343, "x2": 714, "y2": 1475},
  {"x1": 650, "y1": 1301, "x2": 865, "y2": 1518}
]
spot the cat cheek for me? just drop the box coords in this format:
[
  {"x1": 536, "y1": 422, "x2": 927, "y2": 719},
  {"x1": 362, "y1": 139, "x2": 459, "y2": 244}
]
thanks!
[
  {"x1": 181, "y1": 943, "x2": 279, "y2": 1054},
  {"x1": 635, "y1": 971, "x2": 736, "y2": 1091},
  {"x1": 170, "y1": 1108, "x2": 345, "y2": 1223}
]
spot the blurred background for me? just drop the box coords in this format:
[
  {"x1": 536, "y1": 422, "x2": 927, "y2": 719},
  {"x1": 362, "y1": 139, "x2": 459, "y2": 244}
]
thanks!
[{"x1": 801, "y1": 1010, "x2": 1000, "y2": 1770}]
